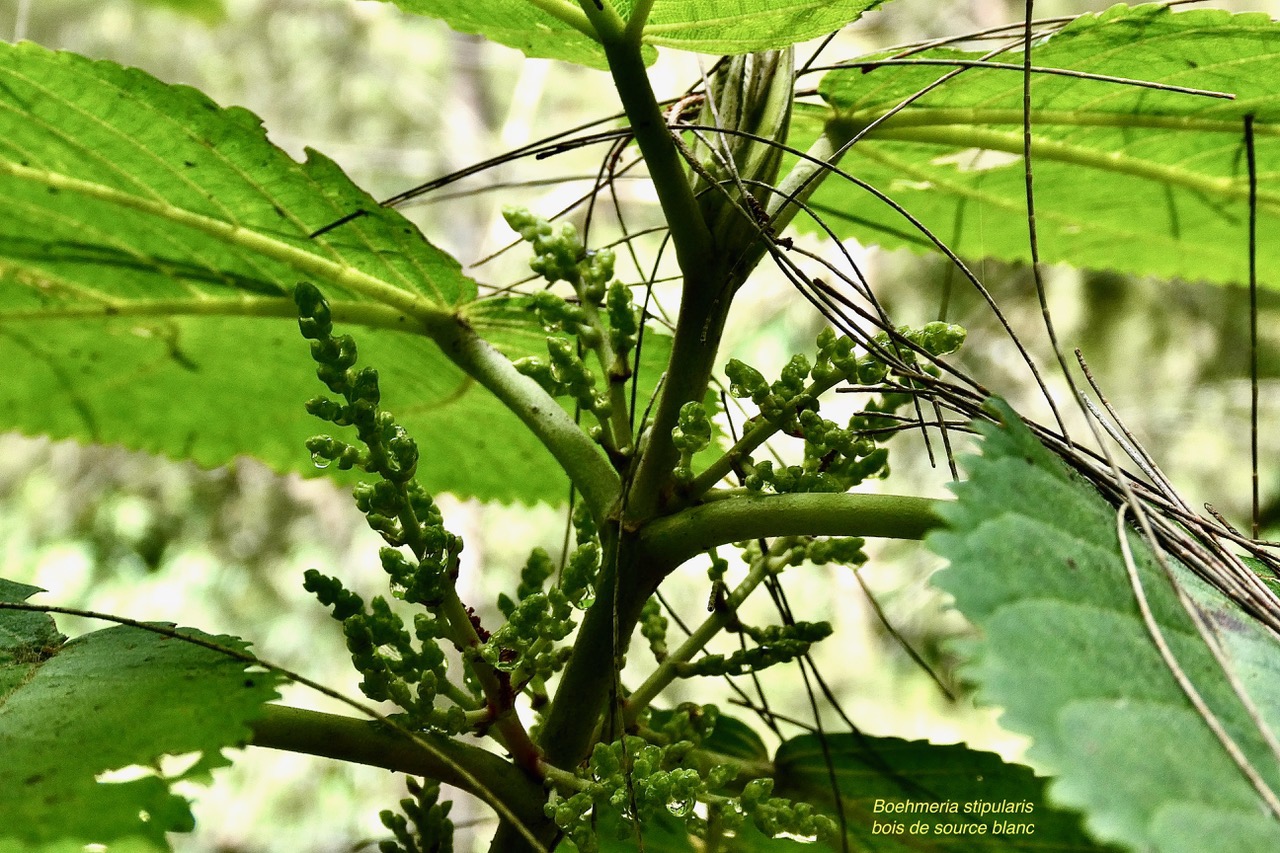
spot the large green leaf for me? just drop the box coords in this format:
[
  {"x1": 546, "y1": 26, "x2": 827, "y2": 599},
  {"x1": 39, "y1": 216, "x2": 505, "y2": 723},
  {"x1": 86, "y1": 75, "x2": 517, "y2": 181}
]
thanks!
[
  {"x1": 764, "y1": 733, "x2": 1112, "y2": 852},
  {"x1": 132, "y1": 0, "x2": 227, "y2": 24},
  {"x1": 378, "y1": 0, "x2": 617, "y2": 69},
  {"x1": 0, "y1": 41, "x2": 577, "y2": 504},
  {"x1": 803, "y1": 5, "x2": 1280, "y2": 286},
  {"x1": 0, "y1": 583, "x2": 284, "y2": 849},
  {"x1": 636, "y1": 0, "x2": 887, "y2": 54},
  {"x1": 926, "y1": 402, "x2": 1280, "y2": 851},
  {"x1": 378, "y1": 0, "x2": 886, "y2": 68}
]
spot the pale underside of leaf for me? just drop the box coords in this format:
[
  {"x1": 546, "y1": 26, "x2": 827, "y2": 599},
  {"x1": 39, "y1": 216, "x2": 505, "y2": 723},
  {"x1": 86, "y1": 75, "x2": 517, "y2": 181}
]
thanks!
[
  {"x1": 803, "y1": 5, "x2": 1280, "y2": 286},
  {"x1": 927, "y1": 406, "x2": 1280, "y2": 851}
]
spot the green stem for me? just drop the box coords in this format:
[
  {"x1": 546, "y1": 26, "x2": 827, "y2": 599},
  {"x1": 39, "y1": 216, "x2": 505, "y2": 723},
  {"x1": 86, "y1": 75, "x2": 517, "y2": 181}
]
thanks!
[
  {"x1": 685, "y1": 371, "x2": 844, "y2": 498},
  {"x1": 625, "y1": 540, "x2": 791, "y2": 722},
  {"x1": 249, "y1": 704, "x2": 552, "y2": 840},
  {"x1": 577, "y1": 298, "x2": 635, "y2": 453},
  {"x1": 577, "y1": 0, "x2": 628, "y2": 41},
  {"x1": 490, "y1": 532, "x2": 650, "y2": 853},
  {"x1": 444, "y1": 677, "x2": 482, "y2": 710},
  {"x1": 527, "y1": 0, "x2": 598, "y2": 39},
  {"x1": 440, "y1": 311, "x2": 621, "y2": 524},
  {"x1": 535, "y1": 527, "x2": 647, "y2": 767},
  {"x1": 637, "y1": 491, "x2": 945, "y2": 574},
  {"x1": 577, "y1": 18, "x2": 720, "y2": 522},
  {"x1": 767, "y1": 129, "x2": 850, "y2": 232},
  {"x1": 624, "y1": 0, "x2": 657, "y2": 41},
  {"x1": 434, "y1": 568, "x2": 543, "y2": 773},
  {"x1": 626, "y1": 270, "x2": 738, "y2": 519}
]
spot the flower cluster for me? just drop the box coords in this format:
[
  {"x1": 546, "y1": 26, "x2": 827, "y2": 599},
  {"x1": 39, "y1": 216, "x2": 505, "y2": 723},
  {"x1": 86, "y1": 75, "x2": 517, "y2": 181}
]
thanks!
[
  {"x1": 295, "y1": 282, "x2": 474, "y2": 734},
  {"x1": 670, "y1": 619, "x2": 832, "y2": 678},
  {"x1": 547, "y1": 705, "x2": 837, "y2": 852},
  {"x1": 707, "y1": 321, "x2": 966, "y2": 494},
  {"x1": 378, "y1": 777, "x2": 455, "y2": 853},
  {"x1": 503, "y1": 208, "x2": 640, "y2": 457}
]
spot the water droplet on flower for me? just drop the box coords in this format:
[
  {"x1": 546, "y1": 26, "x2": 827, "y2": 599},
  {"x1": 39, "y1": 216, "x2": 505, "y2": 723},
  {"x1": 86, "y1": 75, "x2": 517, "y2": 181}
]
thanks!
[{"x1": 311, "y1": 453, "x2": 331, "y2": 469}]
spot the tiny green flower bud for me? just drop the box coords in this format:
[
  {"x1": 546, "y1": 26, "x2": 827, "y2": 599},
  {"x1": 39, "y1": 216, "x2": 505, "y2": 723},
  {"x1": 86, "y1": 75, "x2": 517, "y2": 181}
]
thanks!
[{"x1": 725, "y1": 359, "x2": 769, "y2": 403}]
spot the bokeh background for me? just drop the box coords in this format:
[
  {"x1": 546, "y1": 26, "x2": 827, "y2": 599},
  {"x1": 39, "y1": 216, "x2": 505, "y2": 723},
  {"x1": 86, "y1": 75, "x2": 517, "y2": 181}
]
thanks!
[{"x1": 2, "y1": 0, "x2": 1279, "y2": 849}]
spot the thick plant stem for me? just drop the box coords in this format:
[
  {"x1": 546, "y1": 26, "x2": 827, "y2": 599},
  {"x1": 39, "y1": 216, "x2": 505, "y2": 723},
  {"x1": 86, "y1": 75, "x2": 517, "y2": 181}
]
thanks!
[
  {"x1": 249, "y1": 704, "x2": 553, "y2": 844},
  {"x1": 626, "y1": 281, "x2": 734, "y2": 518},
  {"x1": 577, "y1": 10, "x2": 724, "y2": 522},
  {"x1": 490, "y1": 528, "x2": 655, "y2": 853},
  {"x1": 638, "y1": 491, "x2": 945, "y2": 575},
  {"x1": 535, "y1": 527, "x2": 650, "y2": 767},
  {"x1": 584, "y1": 14, "x2": 712, "y2": 278}
]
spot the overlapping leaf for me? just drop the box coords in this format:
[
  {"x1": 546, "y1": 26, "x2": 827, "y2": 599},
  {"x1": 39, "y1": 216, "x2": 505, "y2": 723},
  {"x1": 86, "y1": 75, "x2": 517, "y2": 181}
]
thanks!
[
  {"x1": 767, "y1": 733, "x2": 1112, "y2": 851},
  {"x1": 0, "y1": 581, "x2": 283, "y2": 849},
  {"x1": 802, "y1": 5, "x2": 1280, "y2": 286},
  {"x1": 0, "y1": 42, "x2": 582, "y2": 503},
  {"x1": 133, "y1": 0, "x2": 227, "y2": 24},
  {"x1": 378, "y1": 0, "x2": 886, "y2": 68},
  {"x1": 927, "y1": 402, "x2": 1280, "y2": 851},
  {"x1": 637, "y1": 0, "x2": 887, "y2": 54}
]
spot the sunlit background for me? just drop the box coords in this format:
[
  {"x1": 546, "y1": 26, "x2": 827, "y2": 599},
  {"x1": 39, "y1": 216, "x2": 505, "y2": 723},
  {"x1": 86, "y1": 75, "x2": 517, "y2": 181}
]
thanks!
[{"x1": 3, "y1": 0, "x2": 1279, "y2": 849}]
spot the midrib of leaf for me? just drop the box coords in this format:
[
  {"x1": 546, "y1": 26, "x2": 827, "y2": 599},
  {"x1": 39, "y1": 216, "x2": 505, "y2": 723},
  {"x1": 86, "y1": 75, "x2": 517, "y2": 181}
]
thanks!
[
  {"x1": 0, "y1": 65, "x2": 304, "y2": 298},
  {"x1": 845, "y1": 127, "x2": 1280, "y2": 220},
  {"x1": 3, "y1": 194, "x2": 263, "y2": 304},
  {"x1": 0, "y1": 295, "x2": 419, "y2": 331},
  {"x1": 844, "y1": 108, "x2": 1278, "y2": 136},
  {"x1": 831, "y1": 117, "x2": 1280, "y2": 213},
  {"x1": 0, "y1": 157, "x2": 455, "y2": 329},
  {"x1": 0, "y1": 55, "x2": 459, "y2": 307}
]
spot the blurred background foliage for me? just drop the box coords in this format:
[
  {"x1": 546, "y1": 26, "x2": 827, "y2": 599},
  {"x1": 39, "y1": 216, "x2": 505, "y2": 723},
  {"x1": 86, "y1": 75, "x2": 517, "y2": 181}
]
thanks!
[{"x1": 2, "y1": 0, "x2": 1279, "y2": 849}]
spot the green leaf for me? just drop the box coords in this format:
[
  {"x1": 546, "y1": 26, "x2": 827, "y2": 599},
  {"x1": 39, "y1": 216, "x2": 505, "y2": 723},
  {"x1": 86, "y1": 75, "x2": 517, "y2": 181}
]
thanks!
[
  {"x1": 568, "y1": 814, "x2": 697, "y2": 852},
  {"x1": 0, "y1": 587, "x2": 283, "y2": 849},
  {"x1": 926, "y1": 401, "x2": 1280, "y2": 851},
  {"x1": 0, "y1": 839, "x2": 158, "y2": 853},
  {"x1": 378, "y1": 0, "x2": 886, "y2": 68},
  {"x1": 0, "y1": 42, "x2": 576, "y2": 504},
  {"x1": 131, "y1": 0, "x2": 227, "y2": 24},
  {"x1": 804, "y1": 5, "x2": 1280, "y2": 285},
  {"x1": 377, "y1": 0, "x2": 617, "y2": 69},
  {"x1": 636, "y1": 0, "x2": 887, "y2": 54},
  {"x1": 0, "y1": 581, "x2": 64, "y2": 702},
  {"x1": 768, "y1": 733, "x2": 1113, "y2": 851},
  {"x1": 703, "y1": 711, "x2": 771, "y2": 764}
]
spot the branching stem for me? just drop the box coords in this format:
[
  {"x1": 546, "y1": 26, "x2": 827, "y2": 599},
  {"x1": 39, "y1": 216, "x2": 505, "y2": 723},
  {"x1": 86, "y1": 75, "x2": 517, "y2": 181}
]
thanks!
[
  {"x1": 624, "y1": 540, "x2": 793, "y2": 722},
  {"x1": 685, "y1": 371, "x2": 846, "y2": 498},
  {"x1": 637, "y1": 491, "x2": 945, "y2": 575},
  {"x1": 439, "y1": 310, "x2": 621, "y2": 523},
  {"x1": 249, "y1": 704, "x2": 550, "y2": 826}
]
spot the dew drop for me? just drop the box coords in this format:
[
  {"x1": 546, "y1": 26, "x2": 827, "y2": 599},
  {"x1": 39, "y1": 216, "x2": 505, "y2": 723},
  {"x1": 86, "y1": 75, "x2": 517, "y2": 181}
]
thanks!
[{"x1": 311, "y1": 453, "x2": 332, "y2": 469}]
